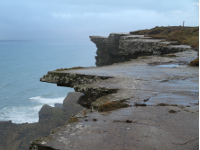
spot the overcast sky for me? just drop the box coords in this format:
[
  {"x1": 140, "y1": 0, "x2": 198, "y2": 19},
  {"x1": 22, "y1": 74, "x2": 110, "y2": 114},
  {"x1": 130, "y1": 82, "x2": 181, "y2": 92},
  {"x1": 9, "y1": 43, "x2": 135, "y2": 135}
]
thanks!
[{"x1": 0, "y1": 0, "x2": 198, "y2": 41}]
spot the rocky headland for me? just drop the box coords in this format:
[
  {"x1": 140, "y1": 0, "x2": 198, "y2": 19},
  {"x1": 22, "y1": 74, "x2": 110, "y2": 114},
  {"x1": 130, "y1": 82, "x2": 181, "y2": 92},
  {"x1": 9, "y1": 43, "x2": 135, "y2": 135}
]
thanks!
[
  {"x1": 0, "y1": 26, "x2": 198, "y2": 150},
  {"x1": 30, "y1": 26, "x2": 198, "y2": 150},
  {"x1": 32, "y1": 49, "x2": 199, "y2": 150},
  {"x1": 90, "y1": 26, "x2": 198, "y2": 66}
]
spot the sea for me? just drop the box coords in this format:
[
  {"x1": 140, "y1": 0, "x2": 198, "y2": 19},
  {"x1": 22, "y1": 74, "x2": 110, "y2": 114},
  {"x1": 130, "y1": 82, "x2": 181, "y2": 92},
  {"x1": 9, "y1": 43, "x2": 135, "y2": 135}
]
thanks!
[{"x1": 0, "y1": 40, "x2": 96, "y2": 124}]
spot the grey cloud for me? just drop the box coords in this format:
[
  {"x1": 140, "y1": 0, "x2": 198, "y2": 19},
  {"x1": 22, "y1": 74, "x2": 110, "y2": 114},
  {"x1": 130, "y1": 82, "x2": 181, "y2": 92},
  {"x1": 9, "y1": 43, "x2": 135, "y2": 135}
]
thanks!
[{"x1": 0, "y1": 0, "x2": 198, "y2": 40}]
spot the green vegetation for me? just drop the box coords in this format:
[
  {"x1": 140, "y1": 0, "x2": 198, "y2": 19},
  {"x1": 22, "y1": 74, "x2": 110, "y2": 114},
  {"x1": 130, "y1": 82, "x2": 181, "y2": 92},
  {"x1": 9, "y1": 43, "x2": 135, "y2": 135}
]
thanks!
[
  {"x1": 98, "y1": 100, "x2": 129, "y2": 112},
  {"x1": 189, "y1": 57, "x2": 199, "y2": 66},
  {"x1": 55, "y1": 66, "x2": 84, "y2": 71},
  {"x1": 68, "y1": 117, "x2": 79, "y2": 123},
  {"x1": 131, "y1": 26, "x2": 199, "y2": 49}
]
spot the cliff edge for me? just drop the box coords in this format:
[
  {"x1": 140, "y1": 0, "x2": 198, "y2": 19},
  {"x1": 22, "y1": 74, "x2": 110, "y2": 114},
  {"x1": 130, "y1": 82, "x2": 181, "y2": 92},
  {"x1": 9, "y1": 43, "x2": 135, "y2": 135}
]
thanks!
[
  {"x1": 31, "y1": 49, "x2": 198, "y2": 150},
  {"x1": 90, "y1": 26, "x2": 198, "y2": 66},
  {"x1": 29, "y1": 26, "x2": 199, "y2": 150}
]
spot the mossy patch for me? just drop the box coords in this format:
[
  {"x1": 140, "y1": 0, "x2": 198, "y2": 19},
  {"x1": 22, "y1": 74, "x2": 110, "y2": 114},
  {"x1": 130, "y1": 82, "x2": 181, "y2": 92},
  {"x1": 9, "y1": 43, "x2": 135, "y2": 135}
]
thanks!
[
  {"x1": 189, "y1": 57, "x2": 199, "y2": 66},
  {"x1": 98, "y1": 101, "x2": 129, "y2": 112},
  {"x1": 68, "y1": 117, "x2": 79, "y2": 123},
  {"x1": 55, "y1": 66, "x2": 85, "y2": 71}
]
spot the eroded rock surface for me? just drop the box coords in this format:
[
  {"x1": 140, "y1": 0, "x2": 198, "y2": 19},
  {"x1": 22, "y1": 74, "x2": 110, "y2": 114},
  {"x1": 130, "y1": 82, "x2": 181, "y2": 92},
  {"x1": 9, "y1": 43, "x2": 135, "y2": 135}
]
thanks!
[
  {"x1": 90, "y1": 33, "x2": 191, "y2": 66},
  {"x1": 31, "y1": 49, "x2": 199, "y2": 150}
]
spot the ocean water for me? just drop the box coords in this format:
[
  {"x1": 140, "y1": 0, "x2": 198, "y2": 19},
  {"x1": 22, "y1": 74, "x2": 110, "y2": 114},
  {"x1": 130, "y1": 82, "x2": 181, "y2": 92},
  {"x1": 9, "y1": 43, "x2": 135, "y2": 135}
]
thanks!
[{"x1": 0, "y1": 40, "x2": 96, "y2": 123}]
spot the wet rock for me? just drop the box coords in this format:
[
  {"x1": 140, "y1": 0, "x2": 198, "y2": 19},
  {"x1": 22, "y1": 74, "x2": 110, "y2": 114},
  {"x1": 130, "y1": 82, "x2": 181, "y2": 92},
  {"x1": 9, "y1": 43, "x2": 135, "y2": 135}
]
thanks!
[
  {"x1": 31, "y1": 49, "x2": 198, "y2": 150},
  {"x1": 0, "y1": 91, "x2": 88, "y2": 150},
  {"x1": 0, "y1": 117, "x2": 68, "y2": 150},
  {"x1": 39, "y1": 104, "x2": 66, "y2": 123},
  {"x1": 54, "y1": 103, "x2": 62, "y2": 108},
  {"x1": 62, "y1": 92, "x2": 85, "y2": 113},
  {"x1": 39, "y1": 92, "x2": 86, "y2": 125}
]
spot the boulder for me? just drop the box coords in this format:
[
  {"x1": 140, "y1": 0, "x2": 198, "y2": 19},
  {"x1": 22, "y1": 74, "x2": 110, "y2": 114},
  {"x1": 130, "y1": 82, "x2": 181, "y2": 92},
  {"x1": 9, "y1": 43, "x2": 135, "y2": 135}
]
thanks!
[
  {"x1": 38, "y1": 104, "x2": 67, "y2": 124},
  {"x1": 54, "y1": 103, "x2": 62, "y2": 108},
  {"x1": 62, "y1": 92, "x2": 85, "y2": 114}
]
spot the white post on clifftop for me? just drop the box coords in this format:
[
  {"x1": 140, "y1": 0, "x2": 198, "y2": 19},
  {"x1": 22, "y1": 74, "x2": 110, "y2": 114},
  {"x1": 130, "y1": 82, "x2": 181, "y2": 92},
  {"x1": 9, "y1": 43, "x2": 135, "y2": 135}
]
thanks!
[{"x1": 183, "y1": 21, "x2": 185, "y2": 27}]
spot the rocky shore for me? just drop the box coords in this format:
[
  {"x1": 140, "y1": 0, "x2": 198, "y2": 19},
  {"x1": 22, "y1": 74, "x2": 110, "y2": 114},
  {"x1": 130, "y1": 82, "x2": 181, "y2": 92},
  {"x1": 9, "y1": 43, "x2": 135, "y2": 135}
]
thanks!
[
  {"x1": 30, "y1": 30, "x2": 198, "y2": 150},
  {"x1": 0, "y1": 92, "x2": 85, "y2": 150},
  {"x1": 0, "y1": 27, "x2": 198, "y2": 150}
]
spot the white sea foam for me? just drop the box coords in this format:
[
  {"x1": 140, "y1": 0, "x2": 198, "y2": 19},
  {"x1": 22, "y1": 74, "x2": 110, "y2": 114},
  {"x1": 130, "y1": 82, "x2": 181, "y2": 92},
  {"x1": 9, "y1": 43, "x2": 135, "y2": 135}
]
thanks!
[
  {"x1": 0, "y1": 96, "x2": 65, "y2": 124},
  {"x1": 29, "y1": 96, "x2": 65, "y2": 107},
  {"x1": 0, "y1": 41, "x2": 94, "y2": 124},
  {"x1": 0, "y1": 106, "x2": 39, "y2": 124}
]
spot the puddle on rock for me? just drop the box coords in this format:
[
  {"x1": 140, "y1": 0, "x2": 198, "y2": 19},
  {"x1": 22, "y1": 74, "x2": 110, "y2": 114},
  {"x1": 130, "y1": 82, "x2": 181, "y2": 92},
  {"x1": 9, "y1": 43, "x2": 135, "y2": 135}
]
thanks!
[
  {"x1": 156, "y1": 64, "x2": 180, "y2": 68},
  {"x1": 145, "y1": 93, "x2": 199, "y2": 106}
]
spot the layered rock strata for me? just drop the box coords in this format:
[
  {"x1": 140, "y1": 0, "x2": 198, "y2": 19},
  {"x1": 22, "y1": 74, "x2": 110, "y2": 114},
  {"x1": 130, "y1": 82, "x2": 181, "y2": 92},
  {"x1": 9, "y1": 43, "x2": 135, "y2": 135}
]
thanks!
[
  {"x1": 40, "y1": 71, "x2": 112, "y2": 87},
  {"x1": 40, "y1": 71, "x2": 118, "y2": 108},
  {"x1": 90, "y1": 33, "x2": 191, "y2": 66},
  {"x1": 30, "y1": 49, "x2": 199, "y2": 150},
  {"x1": 29, "y1": 30, "x2": 198, "y2": 150}
]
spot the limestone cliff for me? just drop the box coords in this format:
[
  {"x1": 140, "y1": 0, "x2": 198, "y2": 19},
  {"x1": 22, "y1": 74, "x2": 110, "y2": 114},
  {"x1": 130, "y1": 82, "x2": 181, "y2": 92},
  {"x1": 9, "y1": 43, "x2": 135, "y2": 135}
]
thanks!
[
  {"x1": 90, "y1": 33, "x2": 191, "y2": 66},
  {"x1": 31, "y1": 49, "x2": 199, "y2": 150},
  {"x1": 29, "y1": 27, "x2": 198, "y2": 150},
  {"x1": 40, "y1": 71, "x2": 118, "y2": 108}
]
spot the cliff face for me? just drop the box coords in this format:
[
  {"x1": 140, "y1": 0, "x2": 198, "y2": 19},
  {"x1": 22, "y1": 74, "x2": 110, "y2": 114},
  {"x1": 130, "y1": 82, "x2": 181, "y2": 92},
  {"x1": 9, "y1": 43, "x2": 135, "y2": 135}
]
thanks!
[
  {"x1": 31, "y1": 49, "x2": 199, "y2": 150},
  {"x1": 40, "y1": 71, "x2": 117, "y2": 108},
  {"x1": 29, "y1": 27, "x2": 198, "y2": 150},
  {"x1": 90, "y1": 33, "x2": 191, "y2": 66}
]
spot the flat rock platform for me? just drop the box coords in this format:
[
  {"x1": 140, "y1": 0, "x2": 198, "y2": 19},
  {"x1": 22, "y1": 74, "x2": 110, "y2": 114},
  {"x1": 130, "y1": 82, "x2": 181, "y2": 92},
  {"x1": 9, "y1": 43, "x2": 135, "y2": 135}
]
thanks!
[{"x1": 31, "y1": 50, "x2": 199, "y2": 150}]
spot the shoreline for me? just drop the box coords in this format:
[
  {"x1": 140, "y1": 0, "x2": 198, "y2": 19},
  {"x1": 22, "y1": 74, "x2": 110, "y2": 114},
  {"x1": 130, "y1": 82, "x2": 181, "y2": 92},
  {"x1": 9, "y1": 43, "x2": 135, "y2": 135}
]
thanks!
[
  {"x1": 0, "y1": 92, "x2": 85, "y2": 150},
  {"x1": 1, "y1": 27, "x2": 198, "y2": 150},
  {"x1": 31, "y1": 49, "x2": 198, "y2": 150}
]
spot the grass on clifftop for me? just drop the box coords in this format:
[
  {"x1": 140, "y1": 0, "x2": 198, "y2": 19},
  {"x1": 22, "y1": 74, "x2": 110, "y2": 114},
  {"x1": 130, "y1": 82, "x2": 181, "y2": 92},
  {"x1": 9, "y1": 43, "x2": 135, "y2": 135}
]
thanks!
[{"x1": 131, "y1": 26, "x2": 199, "y2": 49}]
